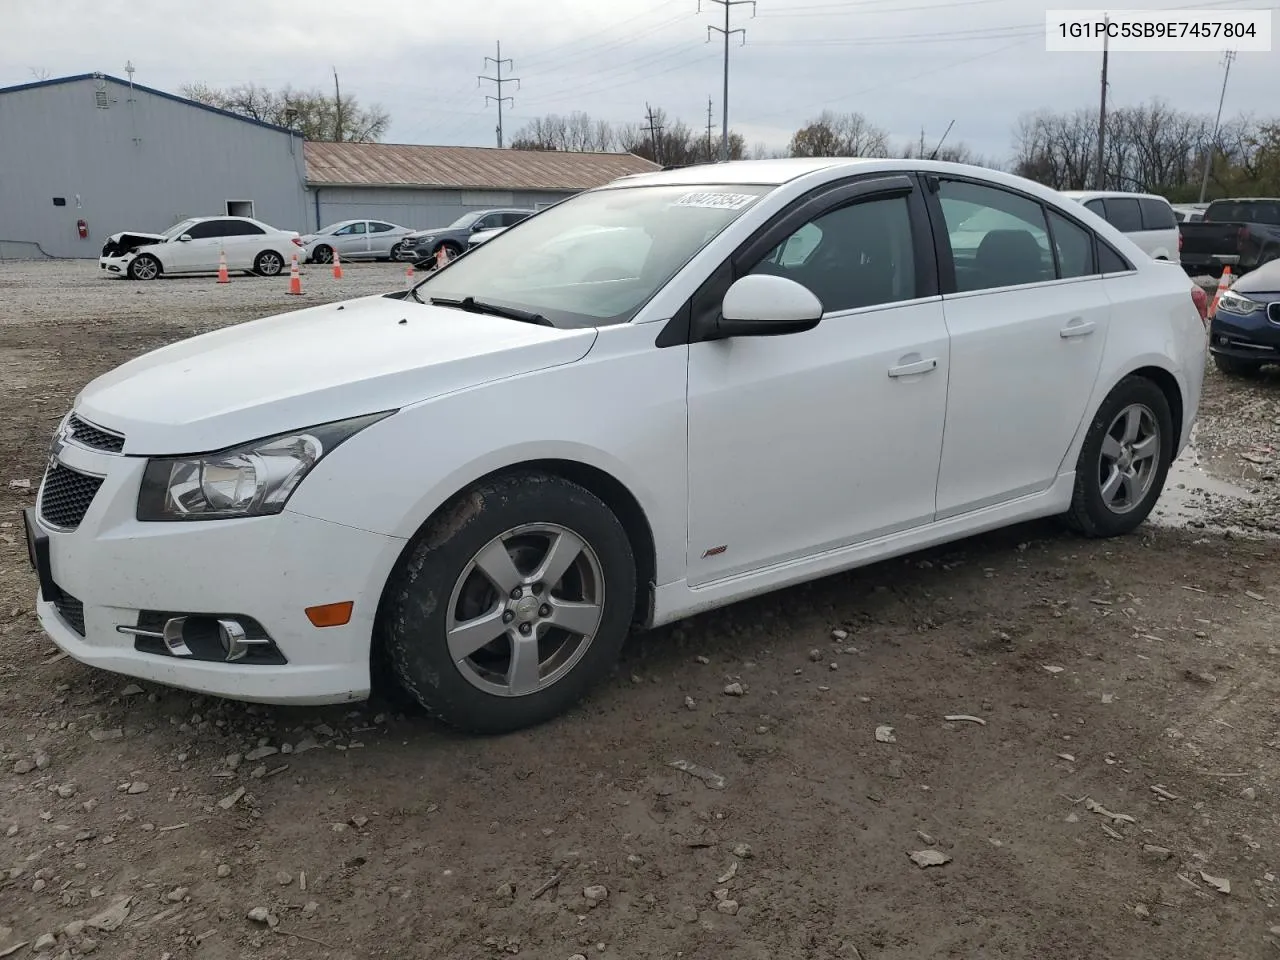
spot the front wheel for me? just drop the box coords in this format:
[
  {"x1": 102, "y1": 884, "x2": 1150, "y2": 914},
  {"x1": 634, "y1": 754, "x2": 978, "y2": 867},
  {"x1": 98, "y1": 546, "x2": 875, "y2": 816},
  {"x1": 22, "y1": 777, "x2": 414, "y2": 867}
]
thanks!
[
  {"x1": 254, "y1": 251, "x2": 285, "y2": 276},
  {"x1": 1064, "y1": 376, "x2": 1174, "y2": 538},
  {"x1": 312, "y1": 245, "x2": 333, "y2": 264},
  {"x1": 438, "y1": 241, "x2": 463, "y2": 260},
  {"x1": 127, "y1": 254, "x2": 160, "y2": 281},
  {"x1": 379, "y1": 473, "x2": 636, "y2": 734},
  {"x1": 1214, "y1": 354, "x2": 1263, "y2": 377}
]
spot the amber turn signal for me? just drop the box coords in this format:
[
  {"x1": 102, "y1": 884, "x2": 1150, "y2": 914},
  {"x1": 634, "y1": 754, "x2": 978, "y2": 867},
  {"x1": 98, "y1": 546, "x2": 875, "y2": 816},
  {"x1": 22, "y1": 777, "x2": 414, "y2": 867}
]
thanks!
[{"x1": 305, "y1": 601, "x2": 354, "y2": 628}]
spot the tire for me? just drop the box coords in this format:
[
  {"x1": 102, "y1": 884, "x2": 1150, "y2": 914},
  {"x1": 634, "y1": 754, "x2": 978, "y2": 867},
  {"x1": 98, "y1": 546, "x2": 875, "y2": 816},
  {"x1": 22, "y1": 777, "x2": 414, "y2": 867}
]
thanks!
[
  {"x1": 388, "y1": 242, "x2": 404, "y2": 261},
  {"x1": 254, "y1": 250, "x2": 285, "y2": 277},
  {"x1": 1064, "y1": 375, "x2": 1174, "y2": 538},
  {"x1": 127, "y1": 254, "x2": 160, "y2": 281},
  {"x1": 1214, "y1": 354, "x2": 1263, "y2": 377},
  {"x1": 312, "y1": 245, "x2": 333, "y2": 264},
  {"x1": 379, "y1": 472, "x2": 636, "y2": 734}
]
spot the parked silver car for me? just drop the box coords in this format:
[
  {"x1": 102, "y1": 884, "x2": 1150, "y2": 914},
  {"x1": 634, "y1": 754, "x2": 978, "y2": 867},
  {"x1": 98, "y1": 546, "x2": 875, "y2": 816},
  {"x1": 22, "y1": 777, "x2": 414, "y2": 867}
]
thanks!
[{"x1": 300, "y1": 220, "x2": 415, "y2": 263}]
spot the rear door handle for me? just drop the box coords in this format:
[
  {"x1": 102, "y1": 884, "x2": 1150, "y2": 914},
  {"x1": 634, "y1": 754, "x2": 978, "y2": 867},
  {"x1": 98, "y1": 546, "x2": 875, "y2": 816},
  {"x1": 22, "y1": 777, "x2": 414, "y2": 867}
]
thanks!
[
  {"x1": 888, "y1": 358, "x2": 938, "y2": 378},
  {"x1": 1060, "y1": 318, "x2": 1097, "y2": 338}
]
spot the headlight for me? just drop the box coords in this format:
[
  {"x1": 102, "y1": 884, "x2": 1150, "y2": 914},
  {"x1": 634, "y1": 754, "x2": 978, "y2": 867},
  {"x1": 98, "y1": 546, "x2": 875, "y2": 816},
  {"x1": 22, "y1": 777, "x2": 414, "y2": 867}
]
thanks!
[
  {"x1": 1216, "y1": 290, "x2": 1263, "y2": 316},
  {"x1": 419, "y1": 235, "x2": 436, "y2": 245},
  {"x1": 136, "y1": 411, "x2": 392, "y2": 521}
]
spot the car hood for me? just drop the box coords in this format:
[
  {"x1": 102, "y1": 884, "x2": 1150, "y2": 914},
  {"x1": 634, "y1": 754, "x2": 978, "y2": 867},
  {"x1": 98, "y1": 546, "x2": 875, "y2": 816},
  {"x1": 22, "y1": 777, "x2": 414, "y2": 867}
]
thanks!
[
  {"x1": 1232, "y1": 258, "x2": 1280, "y2": 295},
  {"x1": 73, "y1": 294, "x2": 598, "y2": 455},
  {"x1": 107, "y1": 230, "x2": 168, "y2": 244}
]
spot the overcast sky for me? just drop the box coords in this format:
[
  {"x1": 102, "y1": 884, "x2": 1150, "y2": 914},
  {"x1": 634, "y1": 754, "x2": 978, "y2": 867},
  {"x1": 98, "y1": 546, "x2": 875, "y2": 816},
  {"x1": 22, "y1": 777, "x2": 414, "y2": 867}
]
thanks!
[{"x1": 3, "y1": 0, "x2": 1275, "y2": 161}]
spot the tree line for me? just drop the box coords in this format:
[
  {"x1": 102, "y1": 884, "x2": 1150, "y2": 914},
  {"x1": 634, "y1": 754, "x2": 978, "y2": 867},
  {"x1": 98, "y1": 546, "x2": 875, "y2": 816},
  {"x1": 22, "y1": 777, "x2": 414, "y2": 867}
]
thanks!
[{"x1": 180, "y1": 81, "x2": 1279, "y2": 200}]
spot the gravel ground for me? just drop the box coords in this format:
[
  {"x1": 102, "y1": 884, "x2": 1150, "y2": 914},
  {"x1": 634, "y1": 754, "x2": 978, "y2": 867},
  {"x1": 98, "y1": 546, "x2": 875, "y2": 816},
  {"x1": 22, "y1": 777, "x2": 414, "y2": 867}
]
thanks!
[{"x1": 3, "y1": 260, "x2": 1280, "y2": 959}]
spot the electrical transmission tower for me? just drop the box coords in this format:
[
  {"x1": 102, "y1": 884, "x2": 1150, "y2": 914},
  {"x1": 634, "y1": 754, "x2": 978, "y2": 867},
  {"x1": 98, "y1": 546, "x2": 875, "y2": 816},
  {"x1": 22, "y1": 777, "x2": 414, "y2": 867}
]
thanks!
[
  {"x1": 645, "y1": 103, "x2": 665, "y2": 165},
  {"x1": 701, "y1": 0, "x2": 756, "y2": 162},
  {"x1": 1199, "y1": 49, "x2": 1237, "y2": 204},
  {"x1": 479, "y1": 41, "x2": 520, "y2": 148}
]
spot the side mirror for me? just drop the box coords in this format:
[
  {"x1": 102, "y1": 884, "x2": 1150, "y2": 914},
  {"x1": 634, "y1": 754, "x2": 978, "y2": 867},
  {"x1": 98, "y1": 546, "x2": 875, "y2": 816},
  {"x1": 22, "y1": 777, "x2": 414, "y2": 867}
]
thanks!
[
  {"x1": 717, "y1": 274, "x2": 823, "y2": 338},
  {"x1": 177, "y1": 234, "x2": 193, "y2": 242}
]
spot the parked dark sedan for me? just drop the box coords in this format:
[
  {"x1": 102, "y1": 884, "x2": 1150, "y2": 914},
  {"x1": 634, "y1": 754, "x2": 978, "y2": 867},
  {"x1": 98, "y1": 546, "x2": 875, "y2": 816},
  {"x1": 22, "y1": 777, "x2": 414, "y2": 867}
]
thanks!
[{"x1": 1209, "y1": 258, "x2": 1280, "y2": 376}]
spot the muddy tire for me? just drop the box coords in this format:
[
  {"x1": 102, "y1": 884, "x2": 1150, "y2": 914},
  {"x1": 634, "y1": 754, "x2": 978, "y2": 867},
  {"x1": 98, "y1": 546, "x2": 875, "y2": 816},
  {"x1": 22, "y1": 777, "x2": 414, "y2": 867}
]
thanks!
[
  {"x1": 378, "y1": 472, "x2": 635, "y2": 734},
  {"x1": 1064, "y1": 375, "x2": 1174, "y2": 538}
]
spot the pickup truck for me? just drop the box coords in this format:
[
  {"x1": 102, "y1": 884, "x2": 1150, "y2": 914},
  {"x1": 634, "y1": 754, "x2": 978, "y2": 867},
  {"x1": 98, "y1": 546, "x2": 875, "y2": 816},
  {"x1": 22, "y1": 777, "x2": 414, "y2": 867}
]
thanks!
[{"x1": 1178, "y1": 198, "x2": 1280, "y2": 276}]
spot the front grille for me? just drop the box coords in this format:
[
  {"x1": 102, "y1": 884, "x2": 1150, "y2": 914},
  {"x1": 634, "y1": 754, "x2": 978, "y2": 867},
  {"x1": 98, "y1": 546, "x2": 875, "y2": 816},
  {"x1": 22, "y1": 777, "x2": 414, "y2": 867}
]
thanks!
[
  {"x1": 1269, "y1": 302, "x2": 1280, "y2": 326},
  {"x1": 54, "y1": 589, "x2": 85, "y2": 637},
  {"x1": 39, "y1": 463, "x2": 104, "y2": 529},
  {"x1": 67, "y1": 415, "x2": 125, "y2": 453}
]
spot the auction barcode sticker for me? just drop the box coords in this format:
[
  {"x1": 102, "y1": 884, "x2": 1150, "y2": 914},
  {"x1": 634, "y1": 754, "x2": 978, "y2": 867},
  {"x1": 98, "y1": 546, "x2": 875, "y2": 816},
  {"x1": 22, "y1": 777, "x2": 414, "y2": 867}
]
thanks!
[{"x1": 1046, "y1": 9, "x2": 1272, "y2": 51}]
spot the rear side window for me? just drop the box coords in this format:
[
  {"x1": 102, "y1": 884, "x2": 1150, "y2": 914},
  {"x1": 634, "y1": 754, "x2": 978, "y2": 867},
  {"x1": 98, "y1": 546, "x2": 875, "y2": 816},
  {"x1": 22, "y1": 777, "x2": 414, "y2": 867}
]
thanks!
[
  {"x1": 222, "y1": 219, "x2": 265, "y2": 236},
  {"x1": 1138, "y1": 199, "x2": 1176, "y2": 230},
  {"x1": 1084, "y1": 199, "x2": 1106, "y2": 218},
  {"x1": 504, "y1": 212, "x2": 531, "y2": 226},
  {"x1": 936, "y1": 179, "x2": 1054, "y2": 292},
  {"x1": 1102, "y1": 198, "x2": 1143, "y2": 232},
  {"x1": 1046, "y1": 210, "x2": 1096, "y2": 278},
  {"x1": 368, "y1": 221, "x2": 394, "y2": 233}
]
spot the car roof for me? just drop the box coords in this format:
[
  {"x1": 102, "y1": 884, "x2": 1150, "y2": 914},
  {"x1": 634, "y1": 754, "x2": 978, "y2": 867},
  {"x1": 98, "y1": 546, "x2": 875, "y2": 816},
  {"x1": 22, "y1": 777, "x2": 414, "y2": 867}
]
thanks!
[{"x1": 1061, "y1": 190, "x2": 1171, "y2": 204}]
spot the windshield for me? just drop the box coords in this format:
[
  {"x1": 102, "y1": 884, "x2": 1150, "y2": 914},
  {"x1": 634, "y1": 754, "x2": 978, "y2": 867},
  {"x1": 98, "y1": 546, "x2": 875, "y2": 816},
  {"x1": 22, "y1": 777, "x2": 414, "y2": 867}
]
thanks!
[
  {"x1": 414, "y1": 184, "x2": 772, "y2": 327},
  {"x1": 162, "y1": 218, "x2": 198, "y2": 240},
  {"x1": 448, "y1": 212, "x2": 483, "y2": 229}
]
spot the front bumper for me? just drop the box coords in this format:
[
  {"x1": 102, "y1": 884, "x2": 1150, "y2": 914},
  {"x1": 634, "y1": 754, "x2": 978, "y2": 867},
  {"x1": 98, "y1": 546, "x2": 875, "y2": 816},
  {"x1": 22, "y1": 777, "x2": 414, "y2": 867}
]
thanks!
[
  {"x1": 26, "y1": 434, "x2": 407, "y2": 705},
  {"x1": 98, "y1": 254, "x2": 132, "y2": 277},
  {"x1": 1209, "y1": 308, "x2": 1280, "y2": 362}
]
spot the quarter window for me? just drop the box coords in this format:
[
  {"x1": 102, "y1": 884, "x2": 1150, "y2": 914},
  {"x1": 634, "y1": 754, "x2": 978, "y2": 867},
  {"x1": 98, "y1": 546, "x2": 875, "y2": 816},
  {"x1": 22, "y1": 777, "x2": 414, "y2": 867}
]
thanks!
[
  {"x1": 1046, "y1": 210, "x2": 1096, "y2": 279},
  {"x1": 748, "y1": 195, "x2": 917, "y2": 313},
  {"x1": 1138, "y1": 198, "x2": 1176, "y2": 230},
  {"x1": 937, "y1": 180, "x2": 1054, "y2": 292}
]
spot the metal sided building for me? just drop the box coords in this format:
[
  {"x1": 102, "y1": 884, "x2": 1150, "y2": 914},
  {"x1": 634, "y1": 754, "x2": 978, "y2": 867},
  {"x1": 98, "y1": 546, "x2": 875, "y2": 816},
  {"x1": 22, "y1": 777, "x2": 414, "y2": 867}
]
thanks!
[
  {"x1": 0, "y1": 73, "x2": 309, "y2": 259},
  {"x1": 302, "y1": 142, "x2": 659, "y2": 232}
]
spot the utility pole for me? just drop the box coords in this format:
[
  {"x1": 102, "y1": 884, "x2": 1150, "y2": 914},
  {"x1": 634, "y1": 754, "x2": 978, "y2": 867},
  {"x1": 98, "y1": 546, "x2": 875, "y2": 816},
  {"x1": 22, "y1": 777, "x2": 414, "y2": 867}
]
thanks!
[
  {"x1": 332, "y1": 67, "x2": 343, "y2": 142},
  {"x1": 1093, "y1": 15, "x2": 1109, "y2": 190},
  {"x1": 479, "y1": 42, "x2": 520, "y2": 148},
  {"x1": 706, "y1": 97, "x2": 715, "y2": 162},
  {"x1": 701, "y1": 0, "x2": 756, "y2": 162},
  {"x1": 1198, "y1": 49, "x2": 1237, "y2": 204},
  {"x1": 645, "y1": 103, "x2": 664, "y2": 165}
]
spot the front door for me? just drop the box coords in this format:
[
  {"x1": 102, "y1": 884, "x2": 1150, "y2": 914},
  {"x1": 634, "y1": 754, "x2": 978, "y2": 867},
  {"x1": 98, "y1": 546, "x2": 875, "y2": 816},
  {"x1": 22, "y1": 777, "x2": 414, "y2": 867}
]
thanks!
[
  {"x1": 686, "y1": 179, "x2": 950, "y2": 586},
  {"x1": 169, "y1": 219, "x2": 222, "y2": 271},
  {"x1": 928, "y1": 176, "x2": 1111, "y2": 518},
  {"x1": 332, "y1": 221, "x2": 370, "y2": 258}
]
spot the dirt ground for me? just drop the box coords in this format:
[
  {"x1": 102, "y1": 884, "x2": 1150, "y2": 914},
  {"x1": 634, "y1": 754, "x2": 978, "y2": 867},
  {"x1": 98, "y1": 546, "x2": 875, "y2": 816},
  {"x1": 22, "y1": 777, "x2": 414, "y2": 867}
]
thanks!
[{"x1": 2, "y1": 259, "x2": 1280, "y2": 960}]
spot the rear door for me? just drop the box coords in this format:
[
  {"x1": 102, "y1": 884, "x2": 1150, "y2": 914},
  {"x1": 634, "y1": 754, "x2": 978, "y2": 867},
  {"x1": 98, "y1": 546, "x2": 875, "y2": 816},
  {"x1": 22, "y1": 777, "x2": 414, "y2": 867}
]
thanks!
[
  {"x1": 366, "y1": 221, "x2": 398, "y2": 257},
  {"x1": 927, "y1": 176, "x2": 1111, "y2": 518},
  {"x1": 220, "y1": 219, "x2": 268, "y2": 268}
]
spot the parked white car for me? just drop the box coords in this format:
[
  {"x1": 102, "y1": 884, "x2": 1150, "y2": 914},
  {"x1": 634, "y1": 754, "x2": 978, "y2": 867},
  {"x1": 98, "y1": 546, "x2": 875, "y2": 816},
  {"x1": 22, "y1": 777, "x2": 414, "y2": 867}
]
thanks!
[
  {"x1": 300, "y1": 219, "x2": 415, "y2": 263},
  {"x1": 99, "y1": 216, "x2": 303, "y2": 280},
  {"x1": 31, "y1": 158, "x2": 1207, "y2": 734},
  {"x1": 1060, "y1": 190, "x2": 1181, "y2": 262},
  {"x1": 466, "y1": 226, "x2": 508, "y2": 250}
]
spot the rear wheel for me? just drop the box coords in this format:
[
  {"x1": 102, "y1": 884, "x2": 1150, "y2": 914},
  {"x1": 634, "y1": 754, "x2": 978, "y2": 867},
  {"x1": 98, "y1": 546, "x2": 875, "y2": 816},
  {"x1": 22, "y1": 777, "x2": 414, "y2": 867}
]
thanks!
[
  {"x1": 379, "y1": 473, "x2": 636, "y2": 734},
  {"x1": 254, "y1": 251, "x2": 285, "y2": 276},
  {"x1": 1214, "y1": 354, "x2": 1263, "y2": 377},
  {"x1": 1064, "y1": 376, "x2": 1174, "y2": 538},
  {"x1": 388, "y1": 242, "x2": 404, "y2": 261}
]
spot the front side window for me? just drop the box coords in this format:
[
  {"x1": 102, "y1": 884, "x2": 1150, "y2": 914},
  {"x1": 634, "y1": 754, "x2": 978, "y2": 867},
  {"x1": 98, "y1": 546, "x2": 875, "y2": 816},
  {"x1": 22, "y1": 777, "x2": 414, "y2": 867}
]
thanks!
[
  {"x1": 185, "y1": 221, "x2": 222, "y2": 240},
  {"x1": 937, "y1": 180, "x2": 1054, "y2": 292},
  {"x1": 414, "y1": 184, "x2": 771, "y2": 328},
  {"x1": 748, "y1": 196, "x2": 917, "y2": 313},
  {"x1": 334, "y1": 222, "x2": 366, "y2": 236}
]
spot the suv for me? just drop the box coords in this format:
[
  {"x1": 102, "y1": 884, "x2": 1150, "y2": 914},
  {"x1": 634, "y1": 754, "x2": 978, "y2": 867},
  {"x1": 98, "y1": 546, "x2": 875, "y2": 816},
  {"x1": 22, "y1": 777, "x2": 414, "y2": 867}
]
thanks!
[
  {"x1": 1061, "y1": 191, "x2": 1181, "y2": 262},
  {"x1": 400, "y1": 209, "x2": 535, "y2": 263}
]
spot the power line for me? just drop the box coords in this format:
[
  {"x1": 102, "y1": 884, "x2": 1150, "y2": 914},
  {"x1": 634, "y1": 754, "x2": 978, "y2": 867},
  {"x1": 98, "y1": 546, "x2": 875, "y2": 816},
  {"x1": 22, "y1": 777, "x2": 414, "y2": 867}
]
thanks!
[
  {"x1": 478, "y1": 41, "x2": 520, "y2": 148},
  {"x1": 761, "y1": 0, "x2": 1013, "y2": 17},
  {"x1": 518, "y1": 0, "x2": 686, "y2": 67},
  {"x1": 517, "y1": 42, "x2": 707, "y2": 108},
  {"x1": 702, "y1": 0, "x2": 756, "y2": 162},
  {"x1": 646, "y1": 103, "x2": 665, "y2": 163}
]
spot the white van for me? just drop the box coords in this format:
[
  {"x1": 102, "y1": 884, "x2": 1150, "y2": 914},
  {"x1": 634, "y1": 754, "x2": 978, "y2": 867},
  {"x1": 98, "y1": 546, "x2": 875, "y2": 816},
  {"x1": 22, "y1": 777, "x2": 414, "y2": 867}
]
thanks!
[{"x1": 1061, "y1": 190, "x2": 1181, "y2": 262}]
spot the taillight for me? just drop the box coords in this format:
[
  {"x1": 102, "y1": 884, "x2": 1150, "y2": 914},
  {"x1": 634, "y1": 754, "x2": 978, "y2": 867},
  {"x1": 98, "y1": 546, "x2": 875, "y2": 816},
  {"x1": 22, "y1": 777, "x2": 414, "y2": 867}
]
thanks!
[
  {"x1": 1178, "y1": 232, "x2": 1183, "y2": 252},
  {"x1": 1191, "y1": 285, "x2": 1209, "y2": 327},
  {"x1": 292, "y1": 237, "x2": 303, "y2": 246}
]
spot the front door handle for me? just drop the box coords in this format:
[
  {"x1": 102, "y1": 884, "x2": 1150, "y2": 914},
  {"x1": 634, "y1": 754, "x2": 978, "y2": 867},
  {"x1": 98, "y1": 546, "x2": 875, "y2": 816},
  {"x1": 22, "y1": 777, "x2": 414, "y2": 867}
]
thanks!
[
  {"x1": 888, "y1": 358, "x2": 939, "y2": 378},
  {"x1": 1060, "y1": 318, "x2": 1097, "y2": 338}
]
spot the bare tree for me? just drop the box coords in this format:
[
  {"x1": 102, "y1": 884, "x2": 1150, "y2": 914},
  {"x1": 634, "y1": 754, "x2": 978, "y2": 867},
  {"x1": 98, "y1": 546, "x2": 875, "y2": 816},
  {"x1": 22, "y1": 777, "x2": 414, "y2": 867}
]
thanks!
[
  {"x1": 789, "y1": 111, "x2": 889, "y2": 158},
  {"x1": 180, "y1": 82, "x2": 390, "y2": 142},
  {"x1": 511, "y1": 109, "x2": 746, "y2": 163}
]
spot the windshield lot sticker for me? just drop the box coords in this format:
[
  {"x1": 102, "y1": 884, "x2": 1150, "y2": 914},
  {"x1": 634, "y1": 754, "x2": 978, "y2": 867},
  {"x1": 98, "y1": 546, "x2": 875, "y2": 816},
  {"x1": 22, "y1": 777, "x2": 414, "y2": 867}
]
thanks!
[{"x1": 673, "y1": 192, "x2": 758, "y2": 210}]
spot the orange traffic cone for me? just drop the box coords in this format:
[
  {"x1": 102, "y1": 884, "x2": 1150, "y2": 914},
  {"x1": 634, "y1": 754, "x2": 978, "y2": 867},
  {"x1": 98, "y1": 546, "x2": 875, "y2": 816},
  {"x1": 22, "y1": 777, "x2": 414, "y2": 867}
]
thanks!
[
  {"x1": 1208, "y1": 265, "x2": 1233, "y2": 317},
  {"x1": 286, "y1": 254, "x2": 302, "y2": 296},
  {"x1": 405, "y1": 265, "x2": 415, "y2": 288},
  {"x1": 332, "y1": 249, "x2": 343, "y2": 280},
  {"x1": 216, "y1": 249, "x2": 229, "y2": 284},
  {"x1": 435, "y1": 246, "x2": 446, "y2": 270}
]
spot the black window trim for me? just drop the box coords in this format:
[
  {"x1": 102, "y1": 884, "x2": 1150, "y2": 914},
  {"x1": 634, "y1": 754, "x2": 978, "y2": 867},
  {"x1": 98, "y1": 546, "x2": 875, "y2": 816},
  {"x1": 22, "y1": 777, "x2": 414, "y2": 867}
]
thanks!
[
  {"x1": 921, "y1": 173, "x2": 1134, "y2": 294},
  {"x1": 656, "y1": 172, "x2": 937, "y2": 347}
]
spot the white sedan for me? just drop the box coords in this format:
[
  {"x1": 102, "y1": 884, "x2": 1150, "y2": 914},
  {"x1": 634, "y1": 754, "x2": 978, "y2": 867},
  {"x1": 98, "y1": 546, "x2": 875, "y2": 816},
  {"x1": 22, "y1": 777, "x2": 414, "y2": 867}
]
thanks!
[
  {"x1": 30, "y1": 158, "x2": 1207, "y2": 734},
  {"x1": 98, "y1": 217, "x2": 304, "y2": 280},
  {"x1": 300, "y1": 219, "x2": 415, "y2": 263}
]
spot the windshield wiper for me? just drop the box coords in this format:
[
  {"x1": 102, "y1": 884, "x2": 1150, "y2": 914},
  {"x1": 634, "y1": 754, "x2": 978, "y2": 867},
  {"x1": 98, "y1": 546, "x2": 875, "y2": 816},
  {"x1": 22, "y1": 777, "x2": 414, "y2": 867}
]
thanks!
[{"x1": 428, "y1": 296, "x2": 554, "y2": 327}]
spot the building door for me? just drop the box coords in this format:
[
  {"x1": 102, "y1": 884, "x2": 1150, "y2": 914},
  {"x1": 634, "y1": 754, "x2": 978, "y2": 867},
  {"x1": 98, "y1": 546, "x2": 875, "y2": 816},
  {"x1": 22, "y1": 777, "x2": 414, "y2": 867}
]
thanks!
[{"x1": 226, "y1": 200, "x2": 255, "y2": 218}]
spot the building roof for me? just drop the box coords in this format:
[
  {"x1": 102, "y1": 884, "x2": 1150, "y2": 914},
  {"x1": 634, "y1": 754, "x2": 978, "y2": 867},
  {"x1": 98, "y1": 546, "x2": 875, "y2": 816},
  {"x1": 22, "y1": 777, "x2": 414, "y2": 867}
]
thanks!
[
  {"x1": 0, "y1": 73, "x2": 299, "y2": 135},
  {"x1": 303, "y1": 142, "x2": 660, "y2": 192}
]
